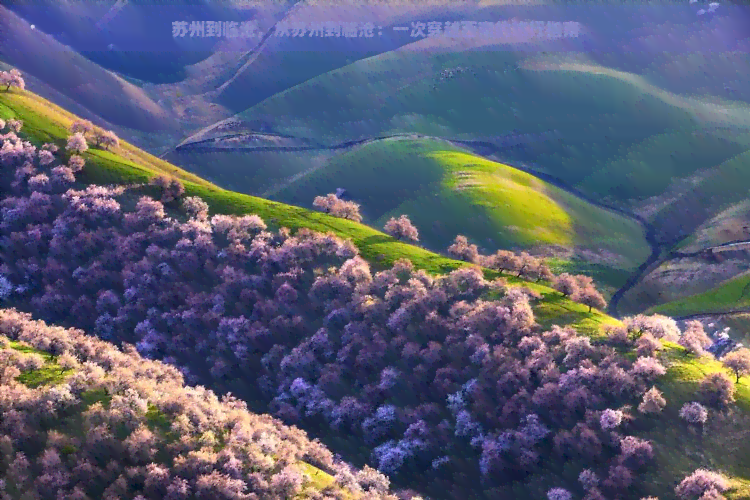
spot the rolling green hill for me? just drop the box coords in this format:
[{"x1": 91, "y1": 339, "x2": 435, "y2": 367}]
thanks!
[
  {"x1": 272, "y1": 137, "x2": 650, "y2": 278},
  {"x1": 649, "y1": 273, "x2": 750, "y2": 318},
  {"x1": 226, "y1": 46, "x2": 750, "y2": 208},
  {"x1": 0, "y1": 86, "x2": 617, "y2": 335},
  {"x1": 7, "y1": 81, "x2": 750, "y2": 500}
]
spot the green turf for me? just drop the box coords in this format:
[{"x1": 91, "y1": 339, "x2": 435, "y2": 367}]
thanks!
[
  {"x1": 7, "y1": 340, "x2": 73, "y2": 388},
  {"x1": 231, "y1": 48, "x2": 750, "y2": 222},
  {"x1": 273, "y1": 137, "x2": 650, "y2": 274},
  {"x1": 0, "y1": 87, "x2": 615, "y2": 335},
  {"x1": 236, "y1": 49, "x2": 698, "y2": 144},
  {"x1": 648, "y1": 272, "x2": 750, "y2": 318}
]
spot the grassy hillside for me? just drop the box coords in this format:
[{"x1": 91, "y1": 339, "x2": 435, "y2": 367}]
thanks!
[
  {"x1": 272, "y1": 136, "x2": 650, "y2": 275},
  {"x1": 227, "y1": 46, "x2": 750, "y2": 201},
  {"x1": 234, "y1": 48, "x2": 698, "y2": 145},
  {"x1": 676, "y1": 200, "x2": 750, "y2": 253},
  {"x1": 648, "y1": 273, "x2": 750, "y2": 318},
  {"x1": 8, "y1": 81, "x2": 750, "y2": 499},
  {"x1": 0, "y1": 6, "x2": 175, "y2": 132},
  {"x1": 0, "y1": 86, "x2": 618, "y2": 335}
]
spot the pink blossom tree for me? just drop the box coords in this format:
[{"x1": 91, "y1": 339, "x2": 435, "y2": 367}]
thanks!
[
  {"x1": 547, "y1": 487, "x2": 573, "y2": 500},
  {"x1": 679, "y1": 320, "x2": 713, "y2": 357},
  {"x1": 70, "y1": 120, "x2": 94, "y2": 136},
  {"x1": 679, "y1": 402, "x2": 708, "y2": 425},
  {"x1": 1, "y1": 69, "x2": 25, "y2": 92},
  {"x1": 722, "y1": 347, "x2": 750, "y2": 383},
  {"x1": 68, "y1": 155, "x2": 86, "y2": 173},
  {"x1": 487, "y1": 250, "x2": 521, "y2": 274},
  {"x1": 38, "y1": 150, "x2": 55, "y2": 167},
  {"x1": 638, "y1": 387, "x2": 666, "y2": 414},
  {"x1": 384, "y1": 215, "x2": 419, "y2": 242},
  {"x1": 93, "y1": 129, "x2": 120, "y2": 150},
  {"x1": 576, "y1": 286, "x2": 607, "y2": 312},
  {"x1": 7, "y1": 119, "x2": 22, "y2": 133},
  {"x1": 553, "y1": 273, "x2": 579, "y2": 297},
  {"x1": 447, "y1": 235, "x2": 480, "y2": 263},
  {"x1": 66, "y1": 133, "x2": 89, "y2": 154},
  {"x1": 675, "y1": 469, "x2": 728, "y2": 500},
  {"x1": 150, "y1": 176, "x2": 185, "y2": 203},
  {"x1": 699, "y1": 372, "x2": 735, "y2": 408}
]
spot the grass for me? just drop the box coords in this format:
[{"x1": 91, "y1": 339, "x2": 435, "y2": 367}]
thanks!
[
  {"x1": 6, "y1": 82, "x2": 750, "y2": 497},
  {"x1": 231, "y1": 47, "x2": 750, "y2": 195},
  {"x1": 633, "y1": 342, "x2": 750, "y2": 499},
  {"x1": 272, "y1": 137, "x2": 650, "y2": 279},
  {"x1": 649, "y1": 148, "x2": 750, "y2": 244},
  {"x1": 7, "y1": 339, "x2": 73, "y2": 388},
  {"x1": 648, "y1": 272, "x2": 750, "y2": 318},
  {"x1": 675, "y1": 200, "x2": 750, "y2": 253},
  {"x1": 0, "y1": 86, "x2": 617, "y2": 335},
  {"x1": 228, "y1": 47, "x2": 750, "y2": 252},
  {"x1": 236, "y1": 49, "x2": 697, "y2": 146}
]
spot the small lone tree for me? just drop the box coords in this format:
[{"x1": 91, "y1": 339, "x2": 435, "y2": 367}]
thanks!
[
  {"x1": 38, "y1": 149, "x2": 55, "y2": 167},
  {"x1": 722, "y1": 347, "x2": 750, "y2": 383},
  {"x1": 1, "y1": 69, "x2": 25, "y2": 92},
  {"x1": 94, "y1": 129, "x2": 120, "y2": 150},
  {"x1": 313, "y1": 194, "x2": 340, "y2": 214},
  {"x1": 312, "y1": 193, "x2": 362, "y2": 222},
  {"x1": 553, "y1": 273, "x2": 579, "y2": 297},
  {"x1": 335, "y1": 199, "x2": 362, "y2": 222},
  {"x1": 150, "y1": 175, "x2": 185, "y2": 203},
  {"x1": 638, "y1": 386, "x2": 666, "y2": 414},
  {"x1": 488, "y1": 250, "x2": 521, "y2": 274},
  {"x1": 70, "y1": 119, "x2": 94, "y2": 136},
  {"x1": 447, "y1": 235, "x2": 480, "y2": 263},
  {"x1": 679, "y1": 320, "x2": 713, "y2": 357},
  {"x1": 384, "y1": 215, "x2": 419, "y2": 242},
  {"x1": 66, "y1": 133, "x2": 89, "y2": 154},
  {"x1": 547, "y1": 488, "x2": 572, "y2": 500},
  {"x1": 699, "y1": 372, "x2": 735, "y2": 408},
  {"x1": 7, "y1": 119, "x2": 22, "y2": 133},
  {"x1": 675, "y1": 469, "x2": 729, "y2": 500},
  {"x1": 68, "y1": 155, "x2": 86, "y2": 173},
  {"x1": 576, "y1": 286, "x2": 607, "y2": 312},
  {"x1": 679, "y1": 402, "x2": 708, "y2": 426}
]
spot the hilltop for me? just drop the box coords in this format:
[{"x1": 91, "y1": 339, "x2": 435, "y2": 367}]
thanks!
[{"x1": 270, "y1": 136, "x2": 650, "y2": 293}]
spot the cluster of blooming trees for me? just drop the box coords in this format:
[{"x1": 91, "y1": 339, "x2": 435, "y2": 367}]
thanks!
[
  {"x1": 68, "y1": 119, "x2": 120, "y2": 152},
  {"x1": 312, "y1": 195, "x2": 607, "y2": 315},
  {"x1": 0, "y1": 69, "x2": 24, "y2": 92},
  {"x1": 383, "y1": 215, "x2": 419, "y2": 242},
  {"x1": 313, "y1": 193, "x2": 363, "y2": 222},
  {"x1": 0, "y1": 127, "x2": 668, "y2": 498},
  {"x1": 551, "y1": 273, "x2": 607, "y2": 312},
  {"x1": 0, "y1": 309, "x2": 397, "y2": 500},
  {"x1": 150, "y1": 175, "x2": 186, "y2": 204},
  {"x1": 0, "y1": 110, "x2": 740, "y2": 499},
  {"x1": 446, "y1": 235, "x2": 607, "y2": 312}
]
